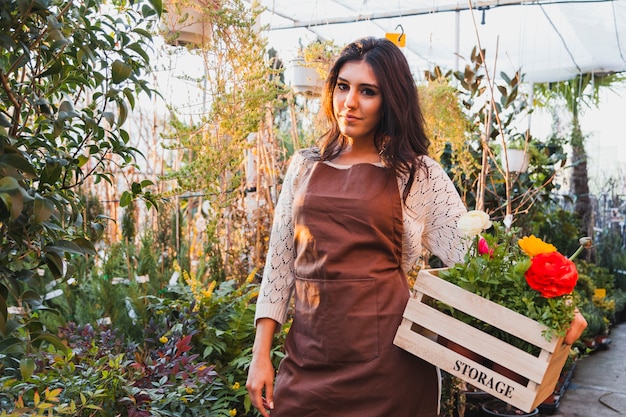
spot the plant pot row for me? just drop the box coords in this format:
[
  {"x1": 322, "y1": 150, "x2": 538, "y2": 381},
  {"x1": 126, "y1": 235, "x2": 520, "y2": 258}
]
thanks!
[{"x1": 455, "y1": 391, "x2": 539, "y2": 417}]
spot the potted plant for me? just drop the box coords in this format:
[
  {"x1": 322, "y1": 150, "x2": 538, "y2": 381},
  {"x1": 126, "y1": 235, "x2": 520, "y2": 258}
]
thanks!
[
  {"x1": 394, "y1": 210, "x2": 591, "y2": 412},
  {"x1": 501, "y1": 133, "x2": 535, "y2": 173},
  {"x1": 161, "y1": 0, "x2": 218, "y2": 47},
  {"x1": 289, "y1": 57, "x2": 324, "y2": 95},
  {"x1": 289, "y1": 40, "x2": 339, "y2": 95},
  {"x1": 439, "y1": 210, "x2": 587, "y2": 347}
]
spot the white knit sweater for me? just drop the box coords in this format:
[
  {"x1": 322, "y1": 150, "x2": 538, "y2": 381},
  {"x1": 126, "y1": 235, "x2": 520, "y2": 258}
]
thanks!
[{"x1": 255, "y1": 148, "x2": 468, "y2": 325}]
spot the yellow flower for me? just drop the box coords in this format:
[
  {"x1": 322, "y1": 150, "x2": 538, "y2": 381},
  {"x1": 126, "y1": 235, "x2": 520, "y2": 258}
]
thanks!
[
  {"x1": 229, "y1": 409, "x2": 237, "y2": 416},
  {"x1": 186, "y1": 387, "x2": 194, "y2": 394},
  {"x1": 232, "y1": 382, "x2": 240, "y2": 390},
  {"x1": 159, "y1": 336, "x2": 168, "y2": 344},
  {"x1": 518, "y1": 235, "x2": 557, "y2": 257},
  {"x1": 201, "y1": 280, "x2": 217, "y2": 299}
]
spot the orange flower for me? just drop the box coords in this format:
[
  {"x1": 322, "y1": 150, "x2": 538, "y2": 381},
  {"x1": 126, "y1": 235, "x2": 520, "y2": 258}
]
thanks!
[{"x1": 518, "y1": 235, "x2": 557, "y2": 257}]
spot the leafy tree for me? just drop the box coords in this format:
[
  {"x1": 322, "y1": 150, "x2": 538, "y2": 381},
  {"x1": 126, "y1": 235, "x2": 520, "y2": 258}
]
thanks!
[{"x1": 0, "y1": 0, "x2": 160, "y2": 378}]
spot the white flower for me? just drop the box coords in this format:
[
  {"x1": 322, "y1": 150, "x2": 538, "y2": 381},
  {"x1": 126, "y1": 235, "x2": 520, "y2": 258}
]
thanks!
[{"x1": 457, "y1": 210, "x2": 492, "y2": 237}]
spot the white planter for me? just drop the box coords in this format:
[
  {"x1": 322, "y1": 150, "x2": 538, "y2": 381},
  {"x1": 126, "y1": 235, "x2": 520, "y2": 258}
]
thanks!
[
  {"x1": 503, "y1": 149, "x2": 529, "y2": 173},
  {"x1": 161, "y1": 0, "x2": 213, "y2": 47},
  {"x1": 290, "y1": 58, "x2": 324, "y2": 96}
]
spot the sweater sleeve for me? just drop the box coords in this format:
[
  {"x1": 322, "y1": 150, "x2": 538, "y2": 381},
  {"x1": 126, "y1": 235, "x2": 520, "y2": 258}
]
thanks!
[
  {"x1": 401, "y1": 157, "x2": 468, "y2": 269},
  {"x1": 421, "y1": 160, "x2": 468, "y2": 266},
  {"x1": 254, "y1": 151, "x2": 307, "y2": 325}
]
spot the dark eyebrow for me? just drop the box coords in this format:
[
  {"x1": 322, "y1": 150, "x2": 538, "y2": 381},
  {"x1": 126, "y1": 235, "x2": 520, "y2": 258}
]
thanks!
[{"x1": 336, "y1": 76, "x2": 379, "y2": 90}]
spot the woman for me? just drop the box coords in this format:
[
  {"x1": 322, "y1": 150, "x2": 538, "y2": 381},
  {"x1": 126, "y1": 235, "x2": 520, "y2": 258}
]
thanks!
[
  {"x1": 246, "y1": 37, "x2": 467, "y2": 417},
  {"x1": 246, "y1": 37, "x2": 585, "y2": 417}
]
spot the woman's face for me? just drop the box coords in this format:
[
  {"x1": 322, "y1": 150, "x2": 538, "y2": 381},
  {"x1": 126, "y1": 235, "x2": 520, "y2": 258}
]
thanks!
[{"x1": 332, "y1": 60, "x2": 383, "y2": 144}]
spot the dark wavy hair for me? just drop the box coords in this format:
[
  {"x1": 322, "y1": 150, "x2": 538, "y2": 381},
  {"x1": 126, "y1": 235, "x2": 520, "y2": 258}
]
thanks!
[{"x1": 318, "y1": 37, "x2": 430, "y2": 202}]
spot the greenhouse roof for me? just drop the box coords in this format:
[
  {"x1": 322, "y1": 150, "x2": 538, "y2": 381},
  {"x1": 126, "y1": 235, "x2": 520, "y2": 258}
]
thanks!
[{"x1": 254, "y1": 0, "x2": 626, "y2": 83}]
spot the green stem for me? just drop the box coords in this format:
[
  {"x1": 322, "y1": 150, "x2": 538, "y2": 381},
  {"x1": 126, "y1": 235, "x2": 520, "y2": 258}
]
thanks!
[{"x1": 569, "y1": 245, "x2": 583, "y2": 261}]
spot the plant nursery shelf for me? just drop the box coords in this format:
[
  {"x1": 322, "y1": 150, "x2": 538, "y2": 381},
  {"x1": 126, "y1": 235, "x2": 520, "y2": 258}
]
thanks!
[{"x1": 394, "y1": 269, "x2": 571, "y2": 413}]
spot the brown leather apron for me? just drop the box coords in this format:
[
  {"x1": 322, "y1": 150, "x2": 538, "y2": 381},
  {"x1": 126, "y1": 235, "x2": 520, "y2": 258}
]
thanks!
[{"x1": 272, "y1": 161, "x2": 438, "y2": 417}]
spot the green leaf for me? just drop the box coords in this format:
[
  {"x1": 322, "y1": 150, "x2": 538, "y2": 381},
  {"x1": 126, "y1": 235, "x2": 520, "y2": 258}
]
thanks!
[
  {"x1": 39, "y1": 58, "x2": 64, "y2": 77},
  {"x1": 0, "y1": 336, "x2": 24, "y2": 354},
  {"x1": 21, "y1": 290, "x2": 42, "y2": 307},
  {"x1": 103, "y1": 111, "x2": 115, "y2": 126},
  {"x1": 46, "y1": 240, "x2": 85, "y2": 255},
  {"x1": 77, "y1": 155, "x2": 89, "y2": 167},
  {"x1": 32, "y1": 332, "x2": 69, "y2": 354},
  {"x1": 0, "y1": 296, "x2": 6, "y2": 335},
  {"x1": 43, "y1": 251, "x2": 64, "y2": 278},
  {"x1": 120, "y1": 191, "x2": 132, "y2": 207},
  {"x1": 127, "y1": 42, "x2": 150, "y2": 65},
  {"x1": 20, "y1": 358, "x2": 36, "y2": 380},
  {"x1": 0, "y1": 113, "x2": 11, "y2": 127},
  {"x1": 0, "y1": 153, "x2": 37, "y2": 176},
  {"x1": 34, "y1": 194, "x2": 55, "y2": 224},
  {"x1": 118, "y1": 100, "x2": 128, "y2": 126},
  {"x1": 40, "y1": 161, "x2": 62, "y2": 185},
  {"x1": 0, "y1": 176, "x2": 19, "y2": 192},
  {"x1": 148, "y1": 0, "x2": 163, "y2": 15},
  {"x1": 111, "y1": 59, "x2": 132, "y2": 84},
  {"x1": 72, "y1": 237, "x2": 97, "y2": 256}
]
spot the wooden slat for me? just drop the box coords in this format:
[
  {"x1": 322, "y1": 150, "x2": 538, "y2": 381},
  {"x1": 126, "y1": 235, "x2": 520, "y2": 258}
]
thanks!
[
  {"x1": 394, "y1": 268, "x2": 573, "y2": 413},
  {"x1": 394, "y1": 325, "x2": 537, "y2": 413},
  {"x1": 414, "y1": 269, "x2": 559, "y2": 351},
  {"x1": 403, "y1": 298, "x2": 548, "y2": 382}
]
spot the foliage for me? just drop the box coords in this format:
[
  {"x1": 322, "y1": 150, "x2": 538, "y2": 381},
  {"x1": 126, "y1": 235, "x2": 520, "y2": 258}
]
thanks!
[
  {"x1": 524, "y1": 206, "x2": 581, "y2": 257},
  {"x1": 299, "y1": 38, "x2": 341, "y2": 82},
  {"x1": 0, "y1": 265, "x2": 276, "y2": 416},
  {"x1": 0, "y1": 0, "x2": 161, "y2": 384},
  {"x1": 0, "y1": 322, "x2": 221, "y2": 416},
  {"x1": 160, "y1": 0, "x2": 285, "y2": 278},
  {"x1": 595, "y1": 226, "x2": 626, "y2": 272},
  {"x1": 156, "y1": 267, "x2": 285, "y2": 416},
  {"x1": 439, "y1": 212, "x2": 581, "y2": 345},
  {"x1": 418, "y1": 76, "x2": 478, "y2": 202},
  {"x1": 425, "y1": 49, "x2": 567, "y2": 223},
  {"x1": 533, "y1": 73, "x2": 626, "y2": 239}
]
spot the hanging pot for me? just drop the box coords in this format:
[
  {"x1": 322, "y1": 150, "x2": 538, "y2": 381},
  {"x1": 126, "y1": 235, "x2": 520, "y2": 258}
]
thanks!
[
  {"x1": 503, "y1": 148, "x2": 529, "y2": 173},
  {"x1": 161, "y1": 0, "x2": 215, "y2": 47},
  {"x1": 289, "y1": 58, "x2": 324, "y2": 96}
]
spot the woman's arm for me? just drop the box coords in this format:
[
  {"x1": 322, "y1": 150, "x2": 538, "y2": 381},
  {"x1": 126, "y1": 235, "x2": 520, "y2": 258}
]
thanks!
[{"x1": 246, "y1": 318, "x2": 279, "y2": 417}]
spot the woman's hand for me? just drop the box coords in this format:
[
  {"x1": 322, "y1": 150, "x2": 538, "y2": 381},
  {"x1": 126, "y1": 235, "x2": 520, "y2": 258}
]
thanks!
[
  {"x1": 246, "y1": 318, "x2": 279, "y2": 417},
  {"x1": 564, "y1": 309, "x2": 588, "y2": 345},
  {"x1": 247, "y1": 352, "x2": 276, "y2": 417}
]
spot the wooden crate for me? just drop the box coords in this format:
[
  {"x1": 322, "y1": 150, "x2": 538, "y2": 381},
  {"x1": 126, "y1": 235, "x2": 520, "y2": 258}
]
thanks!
[{"x1": 393, "y1": 269, "x2": 571, "y2": 413}]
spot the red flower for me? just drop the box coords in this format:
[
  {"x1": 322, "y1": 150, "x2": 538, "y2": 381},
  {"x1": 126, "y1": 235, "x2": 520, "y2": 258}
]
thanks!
[
  {"x1": 524, "y1": 252, "x2": 578, "y2": 298},
  {"x1": 478, "y1": 237, "x2": 494, "y2": 257}
]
